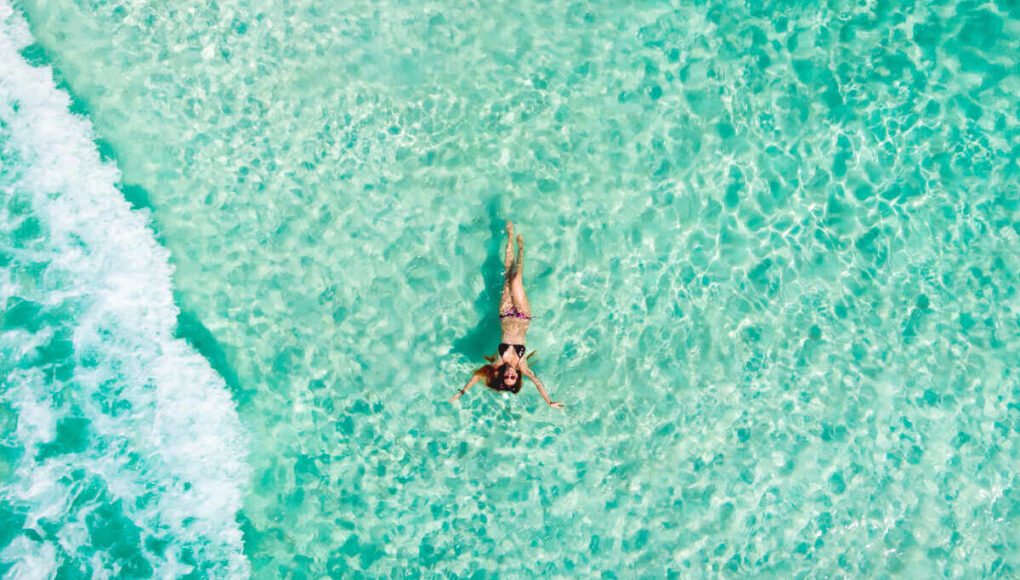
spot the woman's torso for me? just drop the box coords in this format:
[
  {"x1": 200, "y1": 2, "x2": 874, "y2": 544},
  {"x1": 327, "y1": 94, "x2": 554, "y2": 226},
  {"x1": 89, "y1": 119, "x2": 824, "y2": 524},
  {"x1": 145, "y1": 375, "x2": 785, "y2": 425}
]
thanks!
[{"x1": 499, "y1": 316, "x2": 529, "y2": 348}]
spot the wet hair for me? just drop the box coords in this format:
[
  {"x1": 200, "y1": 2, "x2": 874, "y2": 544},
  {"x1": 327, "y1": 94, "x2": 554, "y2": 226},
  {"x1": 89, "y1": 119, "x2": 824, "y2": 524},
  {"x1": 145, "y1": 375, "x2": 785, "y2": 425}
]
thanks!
[
  {"x1": 472, "y1": 358, "x2": 498, "y2": 388},
  {"x1": 473, "y1": 352, "x2": 534, "y2": 394}
]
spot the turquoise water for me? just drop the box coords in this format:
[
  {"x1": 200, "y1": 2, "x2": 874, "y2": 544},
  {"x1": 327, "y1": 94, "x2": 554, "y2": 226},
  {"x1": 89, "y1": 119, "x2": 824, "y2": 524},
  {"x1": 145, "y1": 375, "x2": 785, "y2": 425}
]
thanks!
[{"x1": 2, "y1": 0, "x2": 1019, "y2": 576}]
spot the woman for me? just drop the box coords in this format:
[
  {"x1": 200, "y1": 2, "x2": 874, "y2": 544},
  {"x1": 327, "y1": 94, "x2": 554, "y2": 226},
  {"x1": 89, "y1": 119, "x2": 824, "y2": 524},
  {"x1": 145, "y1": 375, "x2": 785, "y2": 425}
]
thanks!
[{"x1": 450, "y1": 221, "x2": 564, "y2": 408}]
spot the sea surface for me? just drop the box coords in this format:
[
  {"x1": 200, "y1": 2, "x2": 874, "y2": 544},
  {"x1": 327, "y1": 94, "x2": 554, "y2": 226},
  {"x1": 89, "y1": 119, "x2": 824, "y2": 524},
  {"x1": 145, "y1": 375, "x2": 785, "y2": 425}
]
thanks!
[{"x1": 2, "y1": 0, "x2": 1018, "y2": 577}]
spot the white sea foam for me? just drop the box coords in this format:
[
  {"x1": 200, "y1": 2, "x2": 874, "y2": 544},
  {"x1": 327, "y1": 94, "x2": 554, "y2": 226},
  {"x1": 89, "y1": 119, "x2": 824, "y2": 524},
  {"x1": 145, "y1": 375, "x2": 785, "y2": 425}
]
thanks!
[{"x1": 0, "y1": 2, "x2": 249, "y2": 577}]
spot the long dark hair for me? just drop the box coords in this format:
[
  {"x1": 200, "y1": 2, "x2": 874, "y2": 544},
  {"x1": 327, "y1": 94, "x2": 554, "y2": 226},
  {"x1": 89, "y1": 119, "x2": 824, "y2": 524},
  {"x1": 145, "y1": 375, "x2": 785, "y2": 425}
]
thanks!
[{"x1": 473, "y1": 352, "x2": 534, "y2": 394}]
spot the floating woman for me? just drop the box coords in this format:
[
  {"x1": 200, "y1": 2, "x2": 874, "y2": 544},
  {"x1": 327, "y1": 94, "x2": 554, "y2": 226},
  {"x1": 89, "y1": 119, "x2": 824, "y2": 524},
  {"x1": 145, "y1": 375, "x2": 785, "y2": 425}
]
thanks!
[{"x1": 450, "y1": 221, "x2": 564, "y2": 408}]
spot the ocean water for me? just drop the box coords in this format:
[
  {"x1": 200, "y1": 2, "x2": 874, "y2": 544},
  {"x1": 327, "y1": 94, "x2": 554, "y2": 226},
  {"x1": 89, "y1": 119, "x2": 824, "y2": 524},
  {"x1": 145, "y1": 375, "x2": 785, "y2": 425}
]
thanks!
[
  {"x1": 0, "y1": 3, "x2": 249, "y2": 577},
  {"x1": 2, "y1": 0, "x2": 1018, "y2": 577}
]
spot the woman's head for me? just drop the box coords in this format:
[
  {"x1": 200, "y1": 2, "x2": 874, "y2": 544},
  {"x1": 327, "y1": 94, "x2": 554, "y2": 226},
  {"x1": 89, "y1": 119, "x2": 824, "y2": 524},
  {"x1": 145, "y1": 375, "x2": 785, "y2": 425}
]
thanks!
[
  {"x1": 500, "y1": 364, "x2": 519, "y2": 389},
  {"x1": 473, "y1": 360, "x2": 522, "y2": 394}
]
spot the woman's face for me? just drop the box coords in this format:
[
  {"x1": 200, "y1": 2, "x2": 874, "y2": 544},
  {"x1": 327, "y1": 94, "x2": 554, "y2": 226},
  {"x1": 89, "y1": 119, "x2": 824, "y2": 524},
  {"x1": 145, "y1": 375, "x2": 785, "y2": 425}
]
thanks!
[{"x1": 503, "y1": 366, "x2": 519, "y2": 386}]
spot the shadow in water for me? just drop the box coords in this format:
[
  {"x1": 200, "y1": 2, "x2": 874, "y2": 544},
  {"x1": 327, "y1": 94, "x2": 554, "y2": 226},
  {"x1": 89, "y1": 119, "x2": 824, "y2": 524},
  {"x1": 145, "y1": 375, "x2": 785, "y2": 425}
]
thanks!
[{"x1": 450, "y1": 199, "x2": 507, "y2": 362}]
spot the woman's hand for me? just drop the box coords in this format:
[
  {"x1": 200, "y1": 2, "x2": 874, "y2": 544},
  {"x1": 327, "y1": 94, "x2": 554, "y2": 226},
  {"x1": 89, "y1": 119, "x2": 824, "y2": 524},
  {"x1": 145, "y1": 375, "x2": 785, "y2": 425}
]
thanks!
[
  {"x1": 519, "y1": 363, "x2": 562, "y2": 410},
  {"x1": 450, "y1": 375, "x2": 479, "y2": 402}
]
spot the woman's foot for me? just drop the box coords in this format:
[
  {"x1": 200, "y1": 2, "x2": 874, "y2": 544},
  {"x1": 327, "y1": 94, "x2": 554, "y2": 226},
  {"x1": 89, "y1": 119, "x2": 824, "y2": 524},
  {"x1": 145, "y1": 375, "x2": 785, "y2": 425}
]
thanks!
[{"x1": 506, "y1": 220, "x2": 514, "y2": 236}]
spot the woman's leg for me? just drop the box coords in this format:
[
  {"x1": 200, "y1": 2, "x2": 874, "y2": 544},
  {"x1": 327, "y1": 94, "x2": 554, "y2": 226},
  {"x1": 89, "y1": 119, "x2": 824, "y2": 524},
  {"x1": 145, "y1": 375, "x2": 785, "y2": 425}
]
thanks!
[
  {"x1": 499, "y1": 221, "x2": 515, "y2": 315},
  {"x1": 510, "y1": 234, "x2": 531, "y2": 316},
  {"x1": 503, "y1": 221, "x2": 515, "y2": 273}
]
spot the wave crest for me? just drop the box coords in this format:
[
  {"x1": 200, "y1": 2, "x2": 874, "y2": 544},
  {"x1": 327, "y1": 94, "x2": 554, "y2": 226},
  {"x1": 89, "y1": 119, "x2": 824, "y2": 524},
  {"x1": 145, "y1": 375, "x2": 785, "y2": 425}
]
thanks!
[{"x1": 0, "y1": 3, "x2": 250, "y2": 577}]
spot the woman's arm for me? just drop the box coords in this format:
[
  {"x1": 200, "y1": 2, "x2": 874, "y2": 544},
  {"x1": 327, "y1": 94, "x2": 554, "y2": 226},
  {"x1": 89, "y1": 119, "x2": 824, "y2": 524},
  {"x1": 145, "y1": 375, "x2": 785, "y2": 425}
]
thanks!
[
  {"x1": 519, "y1": 361, "x2": 564, "y2": 409},
  {"x1": 449, "y1": 374, "x2": 480, "y2": 402}
]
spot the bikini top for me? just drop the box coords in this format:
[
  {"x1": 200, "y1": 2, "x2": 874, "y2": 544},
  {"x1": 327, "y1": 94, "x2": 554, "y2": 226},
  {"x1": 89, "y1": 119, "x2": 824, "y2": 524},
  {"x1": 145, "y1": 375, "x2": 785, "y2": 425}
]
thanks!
[{"x1": 498, "y1": 343, "x2": 526, "y2": 361}]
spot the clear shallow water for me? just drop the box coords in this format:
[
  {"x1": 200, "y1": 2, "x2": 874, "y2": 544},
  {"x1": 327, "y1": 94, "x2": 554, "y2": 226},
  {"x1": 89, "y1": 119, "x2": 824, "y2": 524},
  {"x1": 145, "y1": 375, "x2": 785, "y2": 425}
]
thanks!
[{"x1": 3, "y1": 0, "x2": 1019, "y2": 577}]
